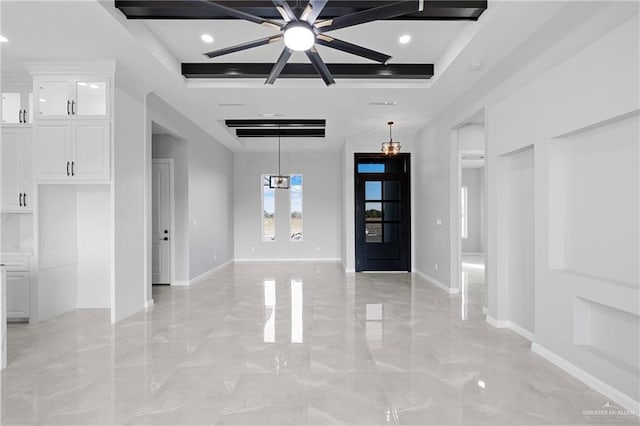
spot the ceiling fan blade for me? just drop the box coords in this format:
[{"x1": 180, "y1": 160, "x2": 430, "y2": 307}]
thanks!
[
  {"x1": 204, "y1": 35, "x2": 282, "y2": 59},
  {"x1": 315, "y1": 35, "x2": 392, "y2": 64},
  {"x1": 305, "y1": 46, "x2": 335, "y2": 86},
  {"x1": 316, "y1": 0, "x2": 420, "y2": 32},
  {"x1": 300, "y1": 0, "x2": 328, "y2": 24},
  {"x1": 272, "y1": 0, "x2": 296, "y2": 22},
  {"x1": 197, "y1": 0, "x2": 282, "y2": 29},
  {"x1": 265, "y1": 47, "x2": 293, "y2": 85}
]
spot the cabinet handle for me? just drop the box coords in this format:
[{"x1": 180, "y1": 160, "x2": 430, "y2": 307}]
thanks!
[
  {"x1": 71, "y1": 161, "x2": 75, "y2": 176},
  {"x1": 71, "y1": 101, "x2": 76, "y2": 115},
  {"x1": 19, "y1": 193, "x2": 23, "y2": 207},
  {"x1": 18, "y1": 110, "x2": 23, "y2": 123},
  {"x1": 67, "y1": 100, "x2": 71, "y2": 115},
  {"x1": 23, "y1": 110, "x2": 27, "y2": 123},
  {"x1": 66, "y1": 161, "x2": 70, "y2": 176},
  {"x1": 23, "y1": 193, "x2": 27, "y2": 207}
]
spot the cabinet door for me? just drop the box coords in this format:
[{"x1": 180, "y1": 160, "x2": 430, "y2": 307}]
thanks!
[
  {"x1": 24, "y1": 93, "x2": 33, "y2": 124},
  {"x1": 21, "y1": 130, "x2": 34, "y2": 210},
  {"x1": 6, "y1": 272, "x2": 30, "y2": 319},
  {"x1": 74, "y1": 80, "x2": 108, "y2": 117},
  {"x1": 36, "y1": 80, "x2": 71, "y2": 118},
  {"x1": 1, "y1": 128, "x2": 23, "y2": 211},
  {"x1": 72, "y1": 121, "x2": 110, "y2": 180},
  {"x1": 2, "y1": 92, "x2": 21, "y2": 124},
  {"x1": 35, "y1": 122, "x2": 71, "y2": 180}
]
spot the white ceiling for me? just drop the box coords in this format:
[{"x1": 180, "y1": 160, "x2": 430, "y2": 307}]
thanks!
[{"x1": 1, "y1": 1, "x2": 616, "y2": 153}]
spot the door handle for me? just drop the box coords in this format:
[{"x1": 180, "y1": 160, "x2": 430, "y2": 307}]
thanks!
[
  {"x1": 66, "y1": 161, "x2": 70, "y2": 176},
  {"x1": 161, "y1": 237, "x2": 169, "y2": 241},
  {"x1": 71, "y1": 161, "x2": 75, "y2": 176},
  {"x1": 23, "y1": 110, "x2": 27, "y2": 123},
  {"x1": 67, "y1": 100, "x2": 71, "y2": 115},
  {"x1": 19, "y1": 193, "x2": 23, "y2": 207},
  {"x1": 23, "y1": 193, "x2": 27, "y2": 207},
  {"x1": 71, "y1": 100, "x2": 76, "y2": 115},
  {"x1": 18, "y1": 110, "x2": 23, "y2": 123}
]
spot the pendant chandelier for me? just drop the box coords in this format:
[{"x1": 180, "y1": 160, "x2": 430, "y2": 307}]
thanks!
[
  {"x1": 381, "y1": 121, "x2": 401, "y2": 156},
  {"x1": 270, "y1": 128, "x2": 290, "y2": 189}
]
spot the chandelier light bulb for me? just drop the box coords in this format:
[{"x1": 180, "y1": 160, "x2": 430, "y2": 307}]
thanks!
[{"x1": 284, "y1": 23, "x2": 315, "y2": 51}]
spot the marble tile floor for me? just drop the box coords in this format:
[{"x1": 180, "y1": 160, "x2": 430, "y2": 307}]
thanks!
[{"x1": 2, "y1": 261, "x2": 637, "y2": 425}]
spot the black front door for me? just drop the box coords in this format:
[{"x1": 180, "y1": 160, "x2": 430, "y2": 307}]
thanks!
[{"x1": 355, "y1": 153, "x2": 411, "y2": 272}]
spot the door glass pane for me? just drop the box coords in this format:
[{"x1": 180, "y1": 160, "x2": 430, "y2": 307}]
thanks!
[
  {"x1": 366, "y1": 223, "x2": 382, "y2": 243},
  {"x1": 384, "y1": 202, "x2": 400, "y2": 222},
  {"x1": 383, "y1": 181, "x2": 401, "y2": 200},
  {"x1": 2, "y1": 92, "x2": 21, "y2": 123},
  {"x1": 365, "y1": 202, "x2": 382, "y2": 220},
  {"x1": 365, "y1": 181, "x2": 382, "y2": 200},
  {"x1": 358, "y1": 162, "x2": 385, "y2": 173},
  {"x1": 76, "y1": 81, "x2": 106, "y2": 116},
  {"x1": 384, "y1": 223, "x2": 400, "y2": 242},
  {"x1": 39, "y1": 82, "x2": 68, "y2": 116}
]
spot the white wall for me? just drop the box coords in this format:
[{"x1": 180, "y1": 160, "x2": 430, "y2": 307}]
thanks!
[
  {"x1": 152, "y1": 133, "x2": 189, "y2": 284},
  {"x1": 412, "y1": 4, "x2": 639, "y2": 411},
  {"x1": 461, "y1": 167, "x2": 484, "y2": 254},
  {"x1": 500, "y1": 148, "x2": 534, "y2": 334},
  {"x1": 234, "y1": 151, "x2": 341, "y2": 260},
  {"x1": 37, "y1": 185, "x2": 77, "y2": 322},
  {"x1": 113, "y1": 81, "x2": 146, "y2": 322},
  {"x1": 76, "y1": 185, "x2": 111, "y2": 309},
  {"x1": 146, "y1": 94, "x2": 234, "y2": 285},
  {"x1": 487, "y1": 14, "x2": 639, "y2": 409}
]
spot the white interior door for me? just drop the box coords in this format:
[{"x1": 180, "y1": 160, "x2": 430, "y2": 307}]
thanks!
[{"x1": 152, "y1": 160, "x2": 172, "y2": 284}]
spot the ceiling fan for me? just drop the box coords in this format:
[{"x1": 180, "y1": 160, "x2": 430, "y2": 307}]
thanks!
[{"x1": 199, "y1": 0, "x2": 424, "y2": 86}]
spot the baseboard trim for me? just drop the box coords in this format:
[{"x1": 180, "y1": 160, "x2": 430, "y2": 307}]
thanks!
[
  {"x1": 462, "y1": 252, "x2": 486, "y2": 256},
  {"x1": 171, "y1": 280, "x2": 190, "y2": 286},
  {"x1": 482, "y1": 306, "x2": 488, "y2": 315},
  {"x1": 189, "y1": 259, "x2": 234, "y2": 285},
  {"x1": 485, "y1": 315, "x2": 534, "y2": 341},
  {"x1": 531, "y1": 343, "x2": 640, "y2": 416},
  {"x1": 414, "y1": 270, "x2": 460, "y2": 294},
  {"x1": 234, "y1": 258, "x2": 342, "y2": 262},
  {"x1": 144, "y1": 299, "x2": 154, "y2": 309}
]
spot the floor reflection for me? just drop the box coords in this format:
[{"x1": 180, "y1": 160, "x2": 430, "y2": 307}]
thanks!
[
  {"x1": 263, "y1": 279, "x2": 276, "y2": 343},
  {"x1": 291, "y1": 279, "x2": 303, "y2": 343}
]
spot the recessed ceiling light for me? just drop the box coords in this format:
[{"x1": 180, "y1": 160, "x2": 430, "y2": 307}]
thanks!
[
  {"x1": 39, "y1": 98, "x2": 47, "y2": 103},
  {"x1": 398, "y1": 34, "x2": 411, "y2": 44},
  {"x1": 201, "y1": 34, "x2": 214, "y2": 44},
  {"x1": 0, "y1": 35, "x2": 8, "y2": 43}
]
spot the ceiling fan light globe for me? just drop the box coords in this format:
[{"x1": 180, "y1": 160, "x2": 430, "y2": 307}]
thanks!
[{"x1": 284, "y1": 25, "x2": 315, "y2": 51}]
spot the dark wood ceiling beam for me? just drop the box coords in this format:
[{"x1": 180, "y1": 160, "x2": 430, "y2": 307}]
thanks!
[
  {"x1": 226, "y1": 119, "x2": 326, "y2": 128},
  {"x1": 236, "y1": 128, "x2": 326, "y2": 137},
  {"x1": 183, "y1": 63, "x2": 433, "y2": 79},
  {"x1": 115, "y1": 1, "x2": 487, "y2": 21}
]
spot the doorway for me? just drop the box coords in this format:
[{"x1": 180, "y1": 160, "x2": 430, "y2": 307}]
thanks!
[
  {"x1": 151, "y1": 159, "x2": 174, "y2": 284},
  {"x1": 354, "y1": 153, "x2": 411, "y2": 272}
]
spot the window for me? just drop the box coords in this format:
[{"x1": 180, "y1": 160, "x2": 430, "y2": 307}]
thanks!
[
  {"x1": 290, "y1": 174, "x2": 303, "y2": 241},
  {"x1": 461, "y1": 186, "x2": 468, "y2": 239},
  {"x1": 262, "y1": 175, "x2": 275, "y2": 241}
]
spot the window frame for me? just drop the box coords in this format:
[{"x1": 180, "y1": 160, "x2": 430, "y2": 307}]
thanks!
[{"x1": 262, "y1": 174, "x2": 276, "y2": 242}]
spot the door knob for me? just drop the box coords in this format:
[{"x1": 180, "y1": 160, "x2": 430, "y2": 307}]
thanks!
[{"x1": 162, "y1": 237, "x2": 169, "y2": 241}]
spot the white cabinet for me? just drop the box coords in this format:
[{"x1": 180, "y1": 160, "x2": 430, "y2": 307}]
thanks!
[
  {"x1": 2, "y1": 90, "x2": 33, "y2": 124},
  {"x1": 35, "y1": 120, "x2": 110, "y2": 181},
  {"x1": 1, "y1": 128, "x2": 33, "y2": 212},
  {"x1": 0, "y1": 256, "x2": 30, "y2": 320},
  {"x1": 35, "y1": 77, "x2": 108, "y2": 119}
]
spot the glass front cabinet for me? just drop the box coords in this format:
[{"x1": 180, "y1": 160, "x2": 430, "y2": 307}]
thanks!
[{"x1": 34, "y1": 77, "x2": 109, "y2": 119}]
